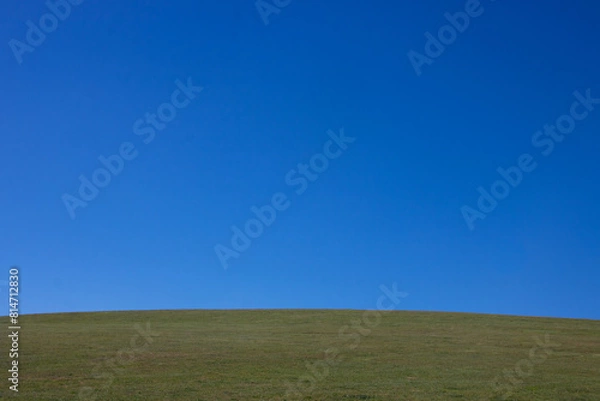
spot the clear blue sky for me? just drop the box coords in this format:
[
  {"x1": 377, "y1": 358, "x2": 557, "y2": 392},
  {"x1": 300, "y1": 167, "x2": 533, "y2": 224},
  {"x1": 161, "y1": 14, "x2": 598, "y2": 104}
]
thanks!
[{"x1": 1, "y1": 0, "x2": 599, "y2": 319}]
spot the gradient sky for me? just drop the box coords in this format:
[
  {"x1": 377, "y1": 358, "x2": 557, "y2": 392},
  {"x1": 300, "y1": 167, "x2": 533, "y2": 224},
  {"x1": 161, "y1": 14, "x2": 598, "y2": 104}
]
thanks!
[{"x1": 1, "y1": 0, "x2": 599, "y2": 319}]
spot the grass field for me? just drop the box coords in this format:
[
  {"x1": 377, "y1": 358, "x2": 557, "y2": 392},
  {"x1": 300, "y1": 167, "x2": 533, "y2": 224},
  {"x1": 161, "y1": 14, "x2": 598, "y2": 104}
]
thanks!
[{"x1": 5, "y1": 310, "x2": 600, "y2": 400}]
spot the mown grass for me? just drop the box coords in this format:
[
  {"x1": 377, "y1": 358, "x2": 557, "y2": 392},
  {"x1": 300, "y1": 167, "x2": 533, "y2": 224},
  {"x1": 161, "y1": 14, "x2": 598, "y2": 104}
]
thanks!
[{"x1": 3, "y1": 310, "x2": 599, "y2": 400}]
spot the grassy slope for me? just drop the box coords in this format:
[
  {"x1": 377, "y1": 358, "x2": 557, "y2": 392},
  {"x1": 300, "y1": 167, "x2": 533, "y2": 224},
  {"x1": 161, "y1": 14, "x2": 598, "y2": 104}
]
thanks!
[{"x1": 6, "y1": 310, "x2": 600, "y2": 400}]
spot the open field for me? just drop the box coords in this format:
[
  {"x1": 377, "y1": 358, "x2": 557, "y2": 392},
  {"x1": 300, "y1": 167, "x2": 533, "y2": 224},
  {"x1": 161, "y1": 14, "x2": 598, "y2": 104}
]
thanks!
[{"x1": 4, "y1": 310, "x2": 600, "y2": 400}]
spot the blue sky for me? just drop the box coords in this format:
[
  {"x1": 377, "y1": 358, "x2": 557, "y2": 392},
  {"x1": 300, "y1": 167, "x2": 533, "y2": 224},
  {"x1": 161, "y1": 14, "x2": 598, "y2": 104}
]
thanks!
[{"x1": 1, "y1": 0, "x2": 599, "y2": 319}]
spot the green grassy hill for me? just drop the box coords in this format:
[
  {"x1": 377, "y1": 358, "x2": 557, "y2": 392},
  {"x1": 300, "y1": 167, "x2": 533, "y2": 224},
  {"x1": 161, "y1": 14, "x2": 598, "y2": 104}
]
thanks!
[{"x1": 6, "y1": 310, "x2": 600, "y2": 400}]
